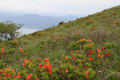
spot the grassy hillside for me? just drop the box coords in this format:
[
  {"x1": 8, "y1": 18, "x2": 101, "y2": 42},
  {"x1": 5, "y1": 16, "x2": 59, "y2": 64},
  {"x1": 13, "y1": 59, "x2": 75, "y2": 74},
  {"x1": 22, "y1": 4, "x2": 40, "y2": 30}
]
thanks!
[{"x1": 0, "y1": 6, "x2": 120, "y2": 80}]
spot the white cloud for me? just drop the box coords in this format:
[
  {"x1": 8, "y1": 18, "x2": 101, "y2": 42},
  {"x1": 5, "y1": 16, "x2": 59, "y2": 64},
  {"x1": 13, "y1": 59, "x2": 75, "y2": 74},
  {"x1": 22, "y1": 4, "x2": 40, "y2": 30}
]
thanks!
[{"x1": 0, "y1": 0, "x2": 120, "y2": 16}]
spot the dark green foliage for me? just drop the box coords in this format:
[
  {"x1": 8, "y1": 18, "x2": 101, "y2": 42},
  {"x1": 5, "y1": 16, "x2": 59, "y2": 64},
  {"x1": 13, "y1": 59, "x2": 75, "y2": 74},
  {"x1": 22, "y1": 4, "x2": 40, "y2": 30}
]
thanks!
[{"x1": 0, "y1": 60, "x2": 5, "y2": 69}]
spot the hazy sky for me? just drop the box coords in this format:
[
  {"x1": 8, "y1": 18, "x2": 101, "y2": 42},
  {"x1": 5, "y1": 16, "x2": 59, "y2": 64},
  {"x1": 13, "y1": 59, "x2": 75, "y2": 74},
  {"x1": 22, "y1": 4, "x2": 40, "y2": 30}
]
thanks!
[{"x1": 0, "y1": 0, "x2": 120, "y2": 16}]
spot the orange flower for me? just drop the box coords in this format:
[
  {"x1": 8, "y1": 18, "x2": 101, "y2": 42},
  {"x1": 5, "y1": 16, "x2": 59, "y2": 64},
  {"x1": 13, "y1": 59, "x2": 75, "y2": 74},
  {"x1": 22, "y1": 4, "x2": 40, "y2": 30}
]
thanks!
[
  {"x1": 85, "y1": 71, "x2": 89, "y2": 79},
  {"x1": 65, "y1": 68, "x2": 68, "y2": 72},
  {"x1": 26, "y1": 74, "x2": 32, "y2": 80},
  {"x1": 88, "y1": 40, "x2": 92, "y2": 42},
  {"x1": 11, "y1": 69, "x2": 15, "y2": 73},
  {"x1": 96, "y1": 49, "x2": 101, "y2": 53},
  {"x1": 43, "y1": 64, "x2": 52, "y2": 74},
  {"x1": 87, "y1": 50, "x2": 94, "y2": 56},
  {"x1": 14, "y1": 74, "x2": 17, "y2": 79},
  {"x1": 97, "y1": 54, "x2": 101, "y2": 57},
  {"x1": 97, "y1": 54, "x2": 103, "y2": 58},
  {"x1": 44, "y1": 58, "x2": 49, "y2": 62},
  {"x1": 22, "y1": 63, "x2": 26, "y2": 68},
  {"x1": 19, "y1": 48, "x2": 25, "y2": 54},
  {"x1": 39, "y1": 64, "x2": 43, "y2": 68},
  {"x1": 101, "y1": 46, "x2": 107, "y2": 51},
  {"x1": 89, "y1": 57, "x2": 93, "y2": 61},
  {"x1": 46, "y1": 64, "x2": 52, "y2": 74},
  {"x1": 104, "y1": 53, "x2": 111, "y2": 56},
  {"x1": 24, "y1": 59, "x2": 32, "y2": 63},
  {"x1": 29, "y1": 59, "x2": 32, "y2": 62},
  {"x1": 14, "y1": 74, "x2": 22, "y2": 79},
  {"x1": 35, "y1": 78, "x2": 40, "y2": 80},
  {"x1": 24, "y1": 59, "x2": 28, "y2": 63},
  {"x1": 16, "y1": 74, "x2": 22, "y2": 78},
  {"x1": 1, "y1": 48, "x2": 5, "y2": 54},
  {"x1": 64, "y1": 56, "x2": 69, "y2": 59},
  {"x1": 4, "y1": 73, "x2": 11, "y2": 78}
]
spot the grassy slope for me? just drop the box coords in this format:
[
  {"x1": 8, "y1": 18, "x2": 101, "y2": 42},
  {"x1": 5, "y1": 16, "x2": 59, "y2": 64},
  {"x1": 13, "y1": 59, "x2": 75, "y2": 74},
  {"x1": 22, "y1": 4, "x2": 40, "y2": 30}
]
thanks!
[{"x1": 0, "y1": 5, "x2": 120, "y2": 72}]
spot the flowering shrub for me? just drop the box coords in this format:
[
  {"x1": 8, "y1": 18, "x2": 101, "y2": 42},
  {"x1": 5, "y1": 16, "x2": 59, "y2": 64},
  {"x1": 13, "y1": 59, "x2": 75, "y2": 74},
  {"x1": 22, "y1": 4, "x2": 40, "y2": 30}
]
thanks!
[
  {"x1": 0, "y1": 39, "x2": 114, "y2": 80},
  {"x1": 67, "y1": 39, "x2": 95, "y2": 51},
  {"x1": 0, "y1": 67, "x2": 22, "y2": 80},
  {"x1": 0, "y1": 58, "x2": 52, "y2": 80}
]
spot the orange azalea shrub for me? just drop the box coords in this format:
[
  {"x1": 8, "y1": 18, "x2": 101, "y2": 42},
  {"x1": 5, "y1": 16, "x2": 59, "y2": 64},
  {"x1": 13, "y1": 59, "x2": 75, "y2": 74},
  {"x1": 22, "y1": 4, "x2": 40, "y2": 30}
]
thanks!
[
  {"x1": 0, "y1": 58, "x2": 52, "y2": 80},
  {"x1": 0, "y1": 39, "x2": 114, "y2": 80},
  {"x1": 18, "y1": 58, "x2": 52, "y2": 80},
  {"x1": 64, "y1": 39, "x2": 113, "y2": 79},
  {"x1": 0, "y1": 67, "x2": 22, "y2": 80}
]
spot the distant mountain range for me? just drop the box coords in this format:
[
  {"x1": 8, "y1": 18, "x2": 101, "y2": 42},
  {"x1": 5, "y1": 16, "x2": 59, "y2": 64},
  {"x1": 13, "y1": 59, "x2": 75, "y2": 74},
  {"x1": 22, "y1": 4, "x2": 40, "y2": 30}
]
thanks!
[{"x1": 0, "y1": 11, "x2": 79, "y2": 30}]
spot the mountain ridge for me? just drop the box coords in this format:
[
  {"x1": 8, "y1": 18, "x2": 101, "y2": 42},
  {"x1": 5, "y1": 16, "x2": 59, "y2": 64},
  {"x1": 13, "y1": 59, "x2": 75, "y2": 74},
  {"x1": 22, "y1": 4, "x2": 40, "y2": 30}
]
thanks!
[{"x1": 0, "y1": 13, "x2": 79, "y2": 30}]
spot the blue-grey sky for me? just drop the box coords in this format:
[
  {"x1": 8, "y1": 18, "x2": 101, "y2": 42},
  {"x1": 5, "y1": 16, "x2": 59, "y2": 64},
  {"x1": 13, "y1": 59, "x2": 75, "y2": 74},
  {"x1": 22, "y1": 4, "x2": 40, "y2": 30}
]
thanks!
[{"x1": 0, "y1": 0, "x2": 120, "y2": 16}]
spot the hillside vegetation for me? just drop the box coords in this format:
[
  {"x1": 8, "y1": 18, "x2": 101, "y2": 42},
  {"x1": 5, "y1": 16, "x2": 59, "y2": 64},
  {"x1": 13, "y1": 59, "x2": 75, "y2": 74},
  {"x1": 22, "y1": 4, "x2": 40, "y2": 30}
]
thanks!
[{"x1": 0, "y1": 6, "x2": 120, "y2": 80}]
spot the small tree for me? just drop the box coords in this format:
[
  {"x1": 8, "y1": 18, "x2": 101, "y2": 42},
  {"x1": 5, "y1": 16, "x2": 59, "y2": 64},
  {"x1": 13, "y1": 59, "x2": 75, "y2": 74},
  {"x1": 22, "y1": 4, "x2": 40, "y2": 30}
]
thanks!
[{"x1": 0, "y1": 21, "x2": 22, "y2": 40}]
